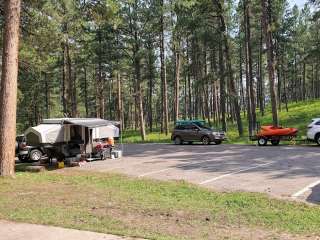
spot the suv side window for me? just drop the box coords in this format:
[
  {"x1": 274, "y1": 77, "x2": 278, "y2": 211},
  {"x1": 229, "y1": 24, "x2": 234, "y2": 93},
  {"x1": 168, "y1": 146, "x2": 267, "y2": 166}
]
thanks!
[
  {"x1": 316, "y1": 121, "x2": 320, "y2": 125},
  {"x1": 175, "y1": 125, "x2": 185, "y2": 130},
  {"x1": 185, "y1": 124, "x2": 198, "y2": 130}
]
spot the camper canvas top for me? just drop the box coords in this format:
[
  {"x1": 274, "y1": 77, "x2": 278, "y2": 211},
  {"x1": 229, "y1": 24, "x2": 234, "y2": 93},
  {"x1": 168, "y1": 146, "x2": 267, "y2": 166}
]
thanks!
[
  {"x1": 25, "y1": 118, "x2": 120, "y2": 145},
  {"x1": 42, "y1": 118, "x2": 120, "y2": 128}
]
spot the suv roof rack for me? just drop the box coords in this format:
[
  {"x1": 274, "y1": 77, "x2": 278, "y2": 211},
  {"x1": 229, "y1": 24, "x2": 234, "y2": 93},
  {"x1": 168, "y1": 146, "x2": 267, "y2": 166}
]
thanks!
[{"x1": 176, "y1": 120, "x2": 205, "y2": 126}]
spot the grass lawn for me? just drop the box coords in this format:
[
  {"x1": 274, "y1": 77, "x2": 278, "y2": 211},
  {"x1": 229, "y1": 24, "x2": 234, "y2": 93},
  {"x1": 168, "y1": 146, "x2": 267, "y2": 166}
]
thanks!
[
  {"x1": 1, "y1": 170, "x2": 320, "y2": 240},
  {"x1": 122, "y1": 100, "x2": 320, "y2": 144}
]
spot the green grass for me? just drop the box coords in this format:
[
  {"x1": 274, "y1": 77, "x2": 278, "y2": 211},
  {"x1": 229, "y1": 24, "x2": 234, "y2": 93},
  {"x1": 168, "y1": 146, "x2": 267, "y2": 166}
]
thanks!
[
  {"x1": 0, "y1": 171, "x2": 320, "y2": 239},
  {"x1": 122, "y1": 100, "x2": 320, "y2": 144}
]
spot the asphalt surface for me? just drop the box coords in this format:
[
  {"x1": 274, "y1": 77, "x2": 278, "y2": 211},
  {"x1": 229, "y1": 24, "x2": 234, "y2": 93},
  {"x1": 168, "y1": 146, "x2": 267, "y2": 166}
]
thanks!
[{"x1": 80, "y1": 143, "x2": 320, "y2": 203}]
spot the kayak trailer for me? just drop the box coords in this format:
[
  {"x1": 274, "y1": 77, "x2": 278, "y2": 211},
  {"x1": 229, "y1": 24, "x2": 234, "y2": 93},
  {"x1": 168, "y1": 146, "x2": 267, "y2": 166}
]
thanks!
[{"x1": 250, "y1": 125, "x2": 298, "y2": 146}]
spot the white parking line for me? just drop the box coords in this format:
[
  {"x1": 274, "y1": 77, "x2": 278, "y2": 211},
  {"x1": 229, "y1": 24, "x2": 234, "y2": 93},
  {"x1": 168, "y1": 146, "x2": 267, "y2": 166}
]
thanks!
[
  {"x1": 291, "y1": 180, "x2": 320, "y2": 198},
  {"x1": 199, "y1": 162, "x2": 274, "y2": 185}
]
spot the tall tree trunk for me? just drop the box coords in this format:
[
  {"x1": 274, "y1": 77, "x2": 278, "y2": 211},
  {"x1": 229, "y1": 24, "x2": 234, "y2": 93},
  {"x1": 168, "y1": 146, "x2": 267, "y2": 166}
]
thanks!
[
  {"x1": 148, "y1": 47, "x2": 154, "y2": 132},
  {"x1": 187, "y1": 38, "x2": 192, "y2": 119},
  {"x1": 174, "y1": 44, "x2": 181, "y2": 123},
  {"x1": 61, "y1": 42, "x2": 67, "y2": 114},
  {"x1": 258, "y1": 26, "x2": 264, "y2": 115},
  {"x1": 160, "y1": 1, "x2": 169, "y2": 135},
  {"x1": 184, "y1": 74, "x2": 187, "y2": 119},
  {"x1": 64, "y1": 38, "x2": 73, "y2": 117},
  {"x1": 134, "y1": 31, "x2": 146, "y2": 140},
  {"x1": 0, "y1": 0, "x2": 21, "y2": 177},
  {"x1": 213, "y1": 0, "x2": 243, "y2": 135},
  {"x1": 244, "y1": 0, "x2": 256, "y2": 135},
  {"x1": 239, "y1": 39, "x2": 246, "y2": 117},
  {"x1": 261, "y1": 0, "x2": 279, "y2": 126},
  {"x1": 302, "y1": 62, "x2": 306, "y2": 101},
  {"x1": 83, "y1": 65, "x2": 89, "y2": 117},
  {"x1": 72, "y1": 64, "x2": 77, "y2": 117},
  {"x1": 96, "y1": 29, "x2": 104, "y2": 118},
  {"x1": 117, "y1": 71, "x2": 122, "y2": 130},
  {"x1": 44, "y1": 72, "x2": 50, "y2": 118},
  {"x1": 218, "y1": 39, "x2": 227, "y2": 131}
]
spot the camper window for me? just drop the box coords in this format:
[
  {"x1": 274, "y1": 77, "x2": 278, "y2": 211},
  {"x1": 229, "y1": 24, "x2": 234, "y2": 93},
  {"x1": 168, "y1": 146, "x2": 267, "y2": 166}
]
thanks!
[{"x1": 70, "y1": 125, "x2": 83, "y2": 144}]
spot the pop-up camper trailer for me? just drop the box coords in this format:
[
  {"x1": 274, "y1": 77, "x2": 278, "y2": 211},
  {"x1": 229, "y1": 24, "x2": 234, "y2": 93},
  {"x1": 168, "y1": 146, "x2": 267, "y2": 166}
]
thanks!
[{"x1": 25, "y1": 118, "x2": 120, "y2": 161}]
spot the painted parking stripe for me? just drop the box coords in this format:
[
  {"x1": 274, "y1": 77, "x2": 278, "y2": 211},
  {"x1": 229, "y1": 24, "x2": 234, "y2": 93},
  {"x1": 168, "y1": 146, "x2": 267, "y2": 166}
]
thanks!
[
  {"x1": 199, "y1": 162, "x2": 274, "y2": 185},
  {"x1": 291, "y1": 180, "x2": 320, "y2": 198}
]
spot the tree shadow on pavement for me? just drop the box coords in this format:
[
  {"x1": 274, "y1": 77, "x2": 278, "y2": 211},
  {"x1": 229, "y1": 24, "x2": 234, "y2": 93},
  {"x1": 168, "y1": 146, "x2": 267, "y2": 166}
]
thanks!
[{"x1": 306, "y1": 184, "x2": 320, "y2": 204}]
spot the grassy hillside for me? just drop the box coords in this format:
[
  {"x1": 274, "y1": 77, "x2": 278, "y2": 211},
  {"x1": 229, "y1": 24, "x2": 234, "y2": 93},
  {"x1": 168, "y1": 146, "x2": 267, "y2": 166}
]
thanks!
[{"x1": 122, "y1": 100, "x2": 320, "y2": 144}]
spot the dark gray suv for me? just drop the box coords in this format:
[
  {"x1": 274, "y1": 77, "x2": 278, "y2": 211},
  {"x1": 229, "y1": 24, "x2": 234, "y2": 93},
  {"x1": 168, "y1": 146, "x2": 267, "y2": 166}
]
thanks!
[{"x1": 171, "y1": 122, "x2": 226, "y2": 145}]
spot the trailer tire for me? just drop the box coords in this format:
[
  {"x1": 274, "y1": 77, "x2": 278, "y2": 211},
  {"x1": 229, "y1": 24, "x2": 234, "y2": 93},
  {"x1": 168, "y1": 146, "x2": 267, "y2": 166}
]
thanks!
[
  {"x1": 271, "y1": 139, "x2": 280, "y2": 146},
  {"x1": 258, "y1": 138, "x2": 267, "y2": 146},
  {"x1": 29, "y1": 149, "x2": 42, "y2": 161}
]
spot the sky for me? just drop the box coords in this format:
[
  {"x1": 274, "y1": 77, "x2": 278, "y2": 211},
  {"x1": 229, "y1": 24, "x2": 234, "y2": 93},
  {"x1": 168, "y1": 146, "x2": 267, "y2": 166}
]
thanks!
[{"x1": 289, "y1": 0, "x2": 308, "y2": 8}]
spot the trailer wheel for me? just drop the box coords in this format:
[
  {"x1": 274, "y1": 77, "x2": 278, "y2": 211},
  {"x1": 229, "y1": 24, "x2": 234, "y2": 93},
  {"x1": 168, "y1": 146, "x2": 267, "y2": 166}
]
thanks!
[
  {"x1": 29, "y1": 149, "x2": 42, "y2": 161},
  {"x1": 271, "y1": 139, "x2": 280, "y2": 146},
  {"x1": 258, "y1": 138, "x2": 267, "y2": 146}
]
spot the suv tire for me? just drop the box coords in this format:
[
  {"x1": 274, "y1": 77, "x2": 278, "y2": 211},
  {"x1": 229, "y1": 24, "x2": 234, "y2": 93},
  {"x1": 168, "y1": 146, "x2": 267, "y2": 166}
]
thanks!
[
  {"x1": 29, "y1": 149, "x2": 42, "y2": 161},
  {"x1": 174, "y1": 136, "x2": 183, "y2": 145},
  {"x1": 202, "y1": 136, "x2": 210, "y2": 145},
  {"x1": 316, "y1": 133, "x2": 320, "y2": 146},
  {"x1": 215, "y1": 140, "x2": 222, "y2": 145}
]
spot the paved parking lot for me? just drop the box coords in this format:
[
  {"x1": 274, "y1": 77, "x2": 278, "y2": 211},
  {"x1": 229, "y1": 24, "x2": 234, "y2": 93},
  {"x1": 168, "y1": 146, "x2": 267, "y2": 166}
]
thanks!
[{"x1": 80, "y1": 144, "x2": 320, "y2": 203}]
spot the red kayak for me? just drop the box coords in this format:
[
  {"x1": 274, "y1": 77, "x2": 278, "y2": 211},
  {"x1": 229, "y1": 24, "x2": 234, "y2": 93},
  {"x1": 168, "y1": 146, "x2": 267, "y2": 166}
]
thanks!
[{"x1": 257, "y1": 125, "x2": 298, "y2": 137}]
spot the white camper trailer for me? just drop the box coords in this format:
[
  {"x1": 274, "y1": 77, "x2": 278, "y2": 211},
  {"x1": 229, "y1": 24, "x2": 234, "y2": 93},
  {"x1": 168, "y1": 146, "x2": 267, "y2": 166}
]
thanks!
[{"x1": 25, "y1": 118, "x2": 120, "y2": 161}]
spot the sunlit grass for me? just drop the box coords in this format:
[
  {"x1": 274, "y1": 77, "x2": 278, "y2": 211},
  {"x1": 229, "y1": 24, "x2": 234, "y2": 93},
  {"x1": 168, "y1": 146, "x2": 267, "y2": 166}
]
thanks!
[{"x1": 0, "y1": 171, "x2": 320, "y2": 239}]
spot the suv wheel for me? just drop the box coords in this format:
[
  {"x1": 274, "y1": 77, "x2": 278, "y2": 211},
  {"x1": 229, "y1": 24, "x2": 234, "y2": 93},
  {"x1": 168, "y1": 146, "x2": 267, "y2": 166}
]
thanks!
[
  {"x1": 215, "y1": 140, "x2": 222, "y2": 145},
  {"x1": 29, "y1": 149, "x2": 42, "y2": 161},
  {"x1": 271, "y1": 139, "x2": 280, "y2": 146},
  {"x1": 202, "y1": 136, "x2": 210, "y2": 145},
  {"x1": 174, "y1": 136, "x2": 183, "y2": 145},
  {"x1": 316, "y1": 134, "x2": 320, "y2": 146}
]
